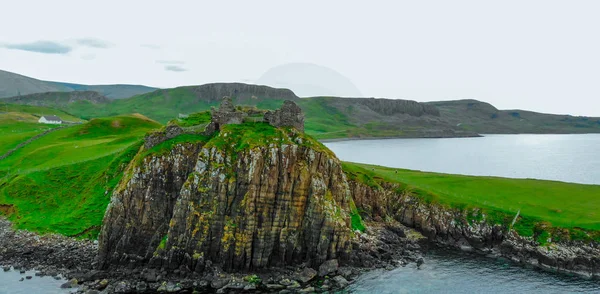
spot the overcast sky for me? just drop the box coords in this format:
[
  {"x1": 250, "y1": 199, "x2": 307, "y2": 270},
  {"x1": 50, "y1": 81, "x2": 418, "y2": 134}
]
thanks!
[{"x1": 1, "y1": 0, "x2": 599, "y2": 116}]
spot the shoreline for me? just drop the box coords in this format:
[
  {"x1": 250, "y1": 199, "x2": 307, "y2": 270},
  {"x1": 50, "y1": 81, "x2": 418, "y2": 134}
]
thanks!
[
  {"x1": 319, "y1": 133, "x2": 481, "y2": 143},
  {"x1": 319, "y1": 132, "x2": 600, "y2": 143},
  {"x1": 0, "y1": 218, "x2": 426, "y2": 293}
]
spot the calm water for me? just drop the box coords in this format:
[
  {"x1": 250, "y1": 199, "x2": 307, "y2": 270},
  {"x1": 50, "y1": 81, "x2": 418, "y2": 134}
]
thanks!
[
  {"x1": 325, "y1": 134, "x2": 600, "y2": 185},
  {"x1": 0, "y1": 267, "x2": 69, "y2": 294},
  {"x1": 349, "y1": 249, "x2": 600, "y2": 294},
  {"x1": 329, "y1": 134, "x2": 600, "y2": 293}
]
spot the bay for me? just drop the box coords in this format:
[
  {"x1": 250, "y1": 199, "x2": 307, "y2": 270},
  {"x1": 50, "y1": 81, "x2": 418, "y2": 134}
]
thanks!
[{"x1": 325, "y1": 134, "x2": 600, "y2": 185}]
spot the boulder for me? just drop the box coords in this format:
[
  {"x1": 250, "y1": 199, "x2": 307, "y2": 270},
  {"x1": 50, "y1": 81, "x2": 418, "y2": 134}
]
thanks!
[
  {"x1": 319, "y1": 259, "x2": 339, "y2": 276},
  {"x1": 294, "y1": 267, "x2": 318, "y2": 283}
]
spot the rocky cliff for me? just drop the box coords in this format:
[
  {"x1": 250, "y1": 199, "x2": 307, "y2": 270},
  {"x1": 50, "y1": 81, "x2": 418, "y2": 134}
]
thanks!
[
  {"x1": 98, "y1": 124, "x2": 356, "y2": 272},
  {"x1": 346, "y1": 173, "x2": 600, "y2": 277},
  {"x1": 188, "y1": 83, "x2": 299, "y2": 103}
]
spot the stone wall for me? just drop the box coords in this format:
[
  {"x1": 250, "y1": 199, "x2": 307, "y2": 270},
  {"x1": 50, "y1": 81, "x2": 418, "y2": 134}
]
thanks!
[
  {"x1": 205, "y1": 97, "x2": 305, "y2": 135},
  {"x1": 264, "y1": 100, "x2": 305, "y2": 131}
]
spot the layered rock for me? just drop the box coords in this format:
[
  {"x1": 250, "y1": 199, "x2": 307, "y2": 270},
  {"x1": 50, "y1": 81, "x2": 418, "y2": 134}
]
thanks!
[
  {"x1": 98, "y1": 128, "x2": 354, "y2": 271},
  {"x1": 189, "y1": 83, "x2": 299, "y2": 103},
  {"x1": 348, "y1": 179, "x2": 600, "y2": 277}
]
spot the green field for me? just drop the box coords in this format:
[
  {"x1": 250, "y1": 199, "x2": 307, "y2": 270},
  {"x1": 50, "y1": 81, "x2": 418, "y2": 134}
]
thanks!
[
  {"x1": 343, "y1": 162, "x2": 600, "y2": 240},
  {"x1": 0, "y1": 103, "x2": 84, "y2": 155},
  {"x1": 0, "y1": 114, "x2": 161, "y2": 237}
]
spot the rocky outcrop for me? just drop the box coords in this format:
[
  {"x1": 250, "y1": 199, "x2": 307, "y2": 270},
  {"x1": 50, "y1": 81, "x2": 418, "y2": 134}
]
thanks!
[
  {"x1": 143, "y1": 124, "x2": 183, "y2": 149},
  {"x1": 189, "y1": 83, "x2": 299, "y2": 103},
  {"x1": 348, "y1": 180, "x2": 600, "y2": 278},
  {"x1": 98, "y1": 130, "x2": 354, "y2": 272},
  {"x1": 326, "y1": 97, "x2": 440, "y2": 117},
  {"x1": 264, "y1": 100, "x2": 305, "y2": 131}
]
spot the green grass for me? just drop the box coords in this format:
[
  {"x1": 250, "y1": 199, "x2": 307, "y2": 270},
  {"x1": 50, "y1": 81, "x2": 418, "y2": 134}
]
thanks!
[
  {"x1": 172, "y1": 111, "x2": 212, "y2": 127},
  {"x1": 0, "y1": 103, "x2": 85, "y2": 155},
  {"x1": 0, "y1": 114, "x2": 161, "y2": 238},
  {"x1": 342, "y1": 162, "x2": 600, "y2": 241}
]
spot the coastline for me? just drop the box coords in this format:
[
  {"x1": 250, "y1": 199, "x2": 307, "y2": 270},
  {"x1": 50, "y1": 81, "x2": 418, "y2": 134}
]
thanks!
[
  {"x1": 319, "y1": 133, "x2": 482, "y2": 143},
  {"x1": 0, "y1": 217, "x2": 426, "y2": 293},
  {"x1": 319, "y1": 132, "x2": 600, "y2": 143}
]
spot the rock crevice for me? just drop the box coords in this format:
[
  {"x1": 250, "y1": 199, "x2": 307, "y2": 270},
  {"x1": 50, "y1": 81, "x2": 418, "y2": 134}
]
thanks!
[{"x1": 98, "y1": 134, "x2": 353, "y2": 272}]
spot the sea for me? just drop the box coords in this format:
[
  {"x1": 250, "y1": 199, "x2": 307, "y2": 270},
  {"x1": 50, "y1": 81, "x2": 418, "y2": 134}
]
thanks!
[{"x1": 325, "y1": 134, "x2": 600, "y2": 293}]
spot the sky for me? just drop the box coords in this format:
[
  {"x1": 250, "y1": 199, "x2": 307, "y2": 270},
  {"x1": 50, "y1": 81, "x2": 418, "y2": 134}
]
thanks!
[{"x1": 0, "y1": 0, "x2": 599, "y2": 116}]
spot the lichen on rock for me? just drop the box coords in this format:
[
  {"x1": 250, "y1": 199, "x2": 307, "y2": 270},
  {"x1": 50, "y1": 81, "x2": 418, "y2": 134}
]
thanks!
[{"x1": 98, "y1": 123, "x2": 354, "y2": 272}]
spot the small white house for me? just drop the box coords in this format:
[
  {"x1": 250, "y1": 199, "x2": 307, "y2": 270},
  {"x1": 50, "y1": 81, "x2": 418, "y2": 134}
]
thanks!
[{"x1": 38, "y1": 115, "x2": 63, "y2": 125}]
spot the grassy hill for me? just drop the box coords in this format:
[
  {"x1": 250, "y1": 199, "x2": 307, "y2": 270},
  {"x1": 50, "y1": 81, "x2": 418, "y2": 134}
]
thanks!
[
  {"x1": 343, "y1": 162, "x2": 600, "y2": 242},
  {"x1": 0, "y1": 103, "x2": 84, "y2": 155},
  {"x1": 0, "y1": 69, "x2": 156, "y2": 99},
  {"x1": 2, "y1": 84, "x2": 474, "y2": 140},
  {"x1": 0, "y1": 114, "x2": 161, "y2": 237},
  {"x1": 3, "y1": 83, "x2": 600, "y2": 140}
]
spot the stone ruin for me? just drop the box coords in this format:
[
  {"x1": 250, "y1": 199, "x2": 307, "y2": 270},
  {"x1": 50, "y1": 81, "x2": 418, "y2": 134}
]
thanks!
[
  {"x1": 144, "y1": 97, "x2": 305, "y2": 149},
  {"x1": 264, "y1": 100, "x2": 305, "y2": 131},
  {"x1": 204, "y1": 97, "x2": 304, "y2": 135}
]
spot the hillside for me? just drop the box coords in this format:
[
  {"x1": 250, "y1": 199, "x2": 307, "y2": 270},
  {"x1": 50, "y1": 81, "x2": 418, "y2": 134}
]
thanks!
[
  {"x1": 0, "y1": 69, "x2": 156, "y2": 99},
  {"x1": 1, "y1": 91, "x2": 110, "y2": 109},
  {"x1": 0, "y1": 114, "x2": 161, "y2": 237},
  {"x1": 2, "y1": 83, "x2": 472, "y2": 139},
  {"x1": 3, "y1": 83, "x2": 600, "y2": 139},
  {"x1": 0, "y1": 102, "x2": 84, "y2": 155},
  {"x1": 430, "y1": 99, "x2": 600, "y2": 134}
]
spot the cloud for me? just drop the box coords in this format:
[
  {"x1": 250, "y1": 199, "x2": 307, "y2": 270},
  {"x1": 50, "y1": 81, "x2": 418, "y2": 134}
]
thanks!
[
  {"x1": 165, "y1": 65, "x2": 187, "y2": 72},
  {"x1": 2, "y1": 41, "x2": 72, "y2": 54},
  {"x1": 156, "y1": 60, "x2": 185, "y2": 65},
  {"x1": 76, "y1": 38, "x2": 112, "y2": 48},
  {"x1": 141, "y1": 44, "x2": 160, "y2": 49}
]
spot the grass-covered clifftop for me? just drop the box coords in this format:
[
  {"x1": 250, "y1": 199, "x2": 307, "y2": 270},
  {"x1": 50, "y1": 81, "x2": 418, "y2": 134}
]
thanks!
[
  {"x1": 343, "y1": 162, "x2": 600, "y2": 243},
  {"x1": 0, "y1": 114, "x2": 161, "y2": 238}
]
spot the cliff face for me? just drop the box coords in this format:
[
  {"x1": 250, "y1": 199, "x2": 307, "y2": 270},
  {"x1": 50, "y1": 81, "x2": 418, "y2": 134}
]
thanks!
[
  {"x1": 348, "y1": 179, "x2": 600, "y2": 277},
  {"x1": 98, "y1": 127, "x2": 354, "y2": 271},
  {"x1": 189, "y1": 83, "x2": 299, "y2": 103}
]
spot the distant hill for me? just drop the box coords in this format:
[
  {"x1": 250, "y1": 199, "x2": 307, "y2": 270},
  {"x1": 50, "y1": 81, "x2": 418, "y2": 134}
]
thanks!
[
  {"x1": 2, "y1": 91, "x2": 110, "y2": 108},
  {"x1": 0, "y1": 69, "x2": 157, "y2": 99},
  {"x1": 3, "y1": 83, "x2": 600, "y2": 139},
  {"x1": 429, "y1": 99, "x2": 600, "y2": 134}
]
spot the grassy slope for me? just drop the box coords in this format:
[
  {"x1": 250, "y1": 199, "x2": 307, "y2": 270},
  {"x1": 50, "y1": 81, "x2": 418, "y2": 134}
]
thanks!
[
  {"x1": 6, "y1": 85, "x2": 600, "y2": 140},
  {"x1": 0, "y1": 115, "x2": 161, "y2": 237},
  {"x1": 0, "y1": 69, "x2": 156, "y2": 99},
  {"x1": 343, "y1": 162, "x2": 600, "y2": 240},
  {"x1": 0, "y1": 103, "x2": 84, "y2": 155},
  {"x1": 52, "y1": 87, "x2": 376, "y2": 140}
]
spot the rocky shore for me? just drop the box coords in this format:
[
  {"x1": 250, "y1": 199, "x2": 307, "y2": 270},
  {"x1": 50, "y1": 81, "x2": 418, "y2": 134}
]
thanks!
[
  {"x1": 349, "y1": 180, "x2": 600, "y2": 279},
  {"x1": 0, "y1": 217, "x2": 427, "y2": 293}
]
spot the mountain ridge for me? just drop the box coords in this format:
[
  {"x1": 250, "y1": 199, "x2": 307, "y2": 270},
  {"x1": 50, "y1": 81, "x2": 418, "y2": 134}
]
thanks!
[
  {"x1": 0, "y1": 69, "x2": 157, "y2": 99},
  {"x1": 2, "y1": 81, "x2": 599, "y2": 139}
]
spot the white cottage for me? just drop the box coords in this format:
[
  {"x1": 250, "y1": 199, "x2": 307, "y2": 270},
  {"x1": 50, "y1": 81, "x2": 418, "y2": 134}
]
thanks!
[{"x1": 38, "y1": 115, "x2": 63, "y2": 125}]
